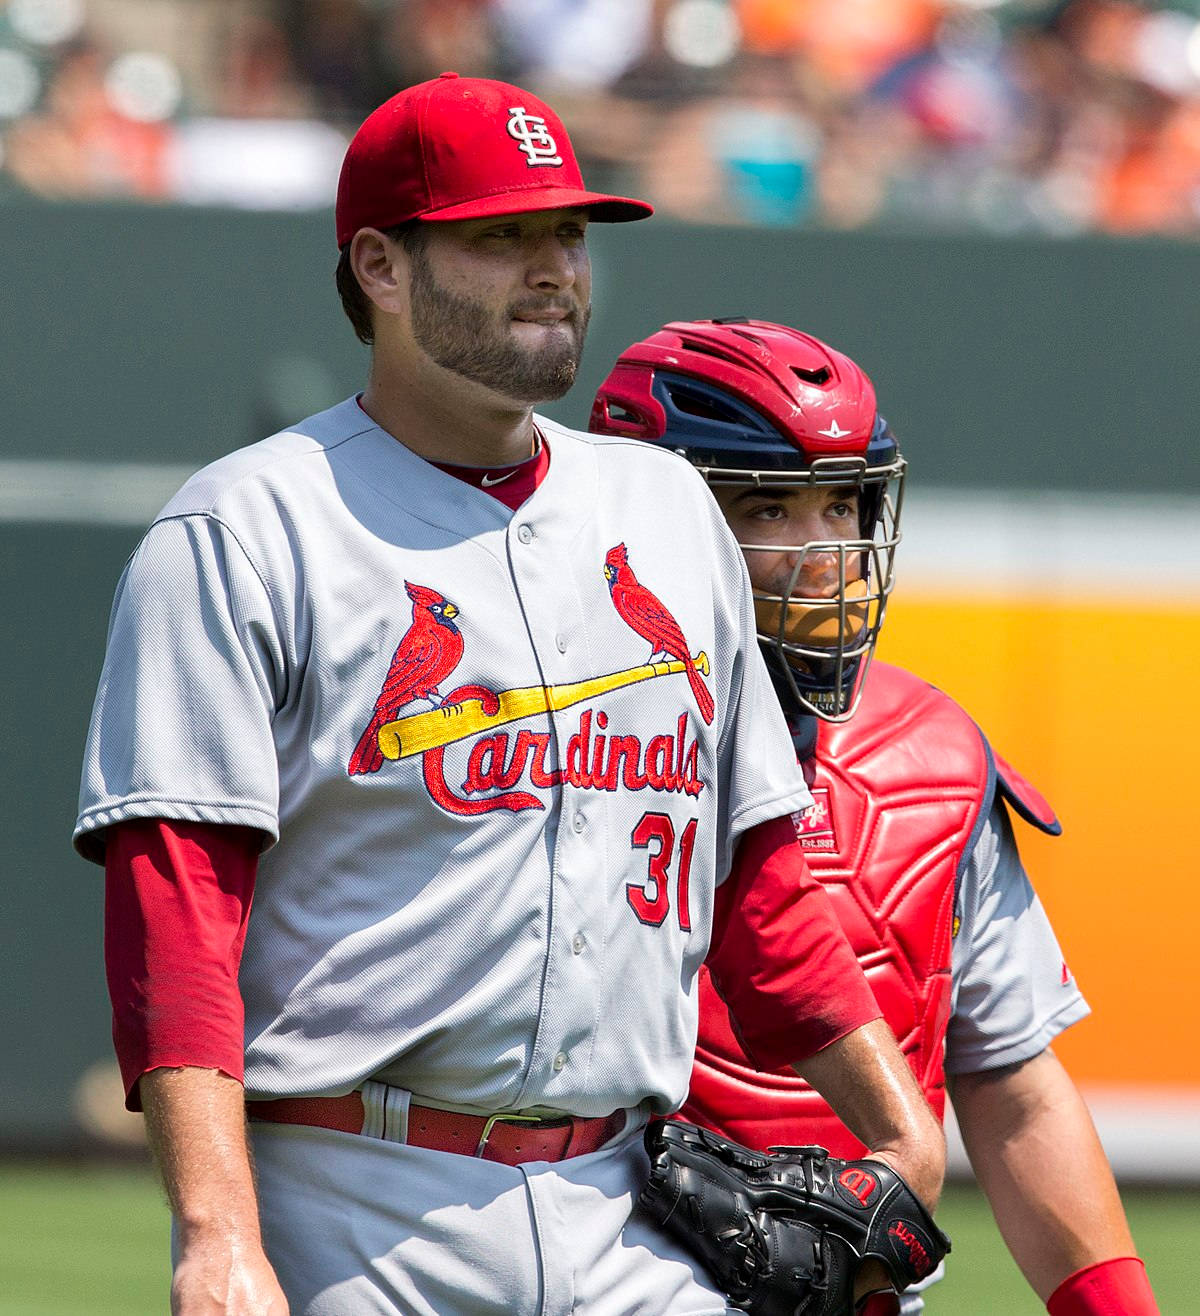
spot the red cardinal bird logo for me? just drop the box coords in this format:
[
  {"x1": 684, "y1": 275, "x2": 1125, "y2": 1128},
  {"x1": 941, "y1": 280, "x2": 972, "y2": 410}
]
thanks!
[
  {"x1": 604, "y1": 543, "x2": 715, "y2": 725},
  {"x1": 348, "y1": 582, "x2": 465, "y2": 775}
]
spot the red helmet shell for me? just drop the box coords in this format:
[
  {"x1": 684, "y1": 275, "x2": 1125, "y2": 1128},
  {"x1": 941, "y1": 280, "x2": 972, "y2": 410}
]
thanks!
[{"x1": 589, "y1": 319, "x2": 878, "y2": 463}]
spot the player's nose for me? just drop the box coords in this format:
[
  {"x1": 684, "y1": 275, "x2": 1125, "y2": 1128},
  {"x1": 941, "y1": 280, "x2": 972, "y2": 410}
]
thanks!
[
  {"x1": 789, "y1": 548, "x2": 847, "y2": 599},
  {"x1": 525, "y1": 234, "x2": 579, "y2": 291}
]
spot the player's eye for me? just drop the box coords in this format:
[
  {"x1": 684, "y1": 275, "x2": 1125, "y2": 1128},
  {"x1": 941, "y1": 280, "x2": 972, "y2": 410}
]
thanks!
[{"x1": 750, "y1": 503, "x2": 786, "y2": 522}]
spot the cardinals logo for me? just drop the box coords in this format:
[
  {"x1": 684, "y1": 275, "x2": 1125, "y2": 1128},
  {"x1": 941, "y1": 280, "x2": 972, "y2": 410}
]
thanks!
[
  {"x1": 348, "y1": 563, "x2": 715, "y2": 812},
  {"x1": 348, "y1": 582, "x2": 465, "y2": 775},
  {"x1": 604, "y1": 543, "x2": 715, "y2": 725}
]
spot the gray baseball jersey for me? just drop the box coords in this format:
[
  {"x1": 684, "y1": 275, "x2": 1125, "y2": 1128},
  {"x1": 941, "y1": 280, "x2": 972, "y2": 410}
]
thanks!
[
  {"x1": 76, "y1": 397, "x2": 813, "y2": 1118},
  {"x1": 946, "y1": 800, "x2": 1089, "y2": 1074}
]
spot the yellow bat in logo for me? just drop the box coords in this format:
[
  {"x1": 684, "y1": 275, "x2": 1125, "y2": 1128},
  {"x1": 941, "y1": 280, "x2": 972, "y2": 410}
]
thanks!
[{"x1": 377, "y1": 652, "x2": 710, "y2": 762}]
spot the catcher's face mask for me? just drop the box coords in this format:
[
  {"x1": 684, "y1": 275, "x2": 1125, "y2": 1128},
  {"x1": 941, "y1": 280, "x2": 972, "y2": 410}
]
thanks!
[{"x1": 711, "y1": 458, "x2": 903, "y2": 721}]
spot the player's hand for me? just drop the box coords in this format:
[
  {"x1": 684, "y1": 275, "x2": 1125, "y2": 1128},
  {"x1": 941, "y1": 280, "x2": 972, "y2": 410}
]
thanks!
[{"x1": 170, "y1": 1228, "x2": 289, "y2": 1315}]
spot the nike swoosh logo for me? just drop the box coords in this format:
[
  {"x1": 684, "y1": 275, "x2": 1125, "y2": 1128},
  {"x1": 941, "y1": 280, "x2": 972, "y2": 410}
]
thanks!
[{"x1": 481, "y1": 469, "x2": 518, "y2": 487}]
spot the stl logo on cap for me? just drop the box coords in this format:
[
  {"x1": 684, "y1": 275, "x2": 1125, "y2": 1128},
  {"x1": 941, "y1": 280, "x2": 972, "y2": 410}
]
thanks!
[{"x1": 507, "y1": 106, "x2": 563, "y2": 167}]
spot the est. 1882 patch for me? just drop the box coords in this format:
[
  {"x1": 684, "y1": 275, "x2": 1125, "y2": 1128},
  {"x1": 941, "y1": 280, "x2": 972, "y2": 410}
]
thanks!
[{"x1": 793, "y1": 788, "x2": 837, "y2": 852}]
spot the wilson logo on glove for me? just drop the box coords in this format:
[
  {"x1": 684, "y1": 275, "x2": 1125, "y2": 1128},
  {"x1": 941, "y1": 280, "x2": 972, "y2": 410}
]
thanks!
[
  {"x1": 888, "y1": 1220, "x2": 933, "y2": 1277},
  {"x1": 837, "y1": 1166, "x2": 879, "y2": 1206}
]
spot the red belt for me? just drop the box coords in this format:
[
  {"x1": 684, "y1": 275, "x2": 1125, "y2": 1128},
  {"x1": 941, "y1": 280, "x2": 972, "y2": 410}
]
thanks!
[{"x1": 248, "y1": 1093, "x2": 626, "y2": 1166}]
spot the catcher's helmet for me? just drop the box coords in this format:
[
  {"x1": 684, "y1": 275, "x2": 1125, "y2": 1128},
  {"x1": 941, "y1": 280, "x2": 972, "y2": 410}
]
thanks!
[{"x1": 589, "y1": 318, "x2": 905, "y2": 720}]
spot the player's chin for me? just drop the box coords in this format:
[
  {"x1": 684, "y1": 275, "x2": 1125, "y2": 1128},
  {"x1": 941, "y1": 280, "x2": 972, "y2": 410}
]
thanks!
[
  {"x1": 510, "y1": 340, "x2": 583, "y2": 398},
  {"x1": 512, "y1": 369, "x2": 579, "y2": 404},
  {"x1": 494, "y1": 358, "x2": 580, "y2": 405}
]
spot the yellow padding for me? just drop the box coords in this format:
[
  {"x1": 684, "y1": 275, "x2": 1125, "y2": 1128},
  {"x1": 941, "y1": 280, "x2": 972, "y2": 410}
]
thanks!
[{"x1": 878, "y1": 593, "x2": 1200, "y2": 1087}]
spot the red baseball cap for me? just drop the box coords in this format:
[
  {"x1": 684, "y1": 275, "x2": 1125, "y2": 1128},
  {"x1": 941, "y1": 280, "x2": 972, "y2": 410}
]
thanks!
[{"x1": 335, "y1": 72, "x2": 654, "y2": 247}]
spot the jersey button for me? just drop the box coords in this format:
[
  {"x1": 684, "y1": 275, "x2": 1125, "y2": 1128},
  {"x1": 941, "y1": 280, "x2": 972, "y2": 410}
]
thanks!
[
  {"x1": 556, "y1": 633, "x2": 568, "y2": 653},
  {"x1": 571, "y1": 812, "x2": 585, "y2": 833},
  {"x1": 517, "y1": 524, "x2": 534, "y2": 544},
  {"x1": 571, "y1": 933, "x2": 585, "y2": 955},
  {"x1": 553, "y1": 1051, "x2": 567, "y2": 1072}
]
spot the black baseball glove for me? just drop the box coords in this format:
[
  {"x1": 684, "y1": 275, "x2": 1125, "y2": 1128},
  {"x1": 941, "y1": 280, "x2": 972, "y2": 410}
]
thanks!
[{"x1": 639, "y1": 1119, "x2": 950, "y2": 1316}]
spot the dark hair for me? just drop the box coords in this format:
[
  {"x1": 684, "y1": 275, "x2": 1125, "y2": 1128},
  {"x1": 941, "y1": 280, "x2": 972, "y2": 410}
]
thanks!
[{"x1": 335, "y1": 220, "x2": 427, "y2": 345}]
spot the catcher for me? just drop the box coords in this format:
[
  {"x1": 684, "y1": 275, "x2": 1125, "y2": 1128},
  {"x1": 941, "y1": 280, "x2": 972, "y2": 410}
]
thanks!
[{"x1": 592, "y1": 319, "x2": 1159, "y2": 1316}]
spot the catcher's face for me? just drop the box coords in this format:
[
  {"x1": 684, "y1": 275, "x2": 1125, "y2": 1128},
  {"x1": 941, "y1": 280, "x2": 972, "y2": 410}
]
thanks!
[
  {"x1": 709, "y1": 459, "x2": 901, "y2": 722},
  {"x1": 713, "y1": 484, "x2": 863, "y2": 603},
  {"x1": 713, "y1": 480, "x2": 889, "y2": 721}
]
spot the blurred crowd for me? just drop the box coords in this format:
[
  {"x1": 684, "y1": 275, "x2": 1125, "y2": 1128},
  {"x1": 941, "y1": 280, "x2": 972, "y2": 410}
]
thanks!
[{"x1": 1, "y1": 0, "x2": 1199, "y2": 236}]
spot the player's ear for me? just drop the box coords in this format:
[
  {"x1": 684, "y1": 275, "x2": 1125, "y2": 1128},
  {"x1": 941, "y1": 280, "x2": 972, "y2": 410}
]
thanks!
[{"x1": 350, "y1": 227, "x2": 408, "y2": 317}]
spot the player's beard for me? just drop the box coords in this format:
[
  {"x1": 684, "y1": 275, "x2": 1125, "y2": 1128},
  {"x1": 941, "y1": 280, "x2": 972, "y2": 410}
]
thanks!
[{"x1": 408, "y1": 246, "x2": 590, "y2": 403}]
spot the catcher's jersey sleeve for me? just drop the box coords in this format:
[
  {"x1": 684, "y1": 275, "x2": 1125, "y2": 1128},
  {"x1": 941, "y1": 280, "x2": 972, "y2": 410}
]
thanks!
[
  {"x1": 76, "y1": 400, "x2": 811, "y2": 1116},
  {"x1": 945, "y1": 800, "x2": 1089, "y2": 1074}
]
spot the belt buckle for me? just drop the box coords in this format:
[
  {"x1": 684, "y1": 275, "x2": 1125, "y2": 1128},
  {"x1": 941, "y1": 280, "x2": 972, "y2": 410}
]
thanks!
[{"x1": 474, "y1": 1111, "x2": 545, "y2": 1158}]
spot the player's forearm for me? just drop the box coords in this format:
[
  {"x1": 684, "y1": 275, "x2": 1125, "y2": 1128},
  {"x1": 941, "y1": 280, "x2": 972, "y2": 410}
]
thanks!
[
  {"x1": 142, "y1": 1067, "x2": 289, "y2": 1314},
  {"x1": 142, "y1": 1066, "x2": 265, "y2": 1241},
  {"x1": 949, "y1": 1049, "x2": 1138, "y2": 1302},
  {"x1": 792, "y1": 1017, "x2": 945, "y2": 1209},
  {"x1": 792, "y1": 1019, "x2": 945, "y2": 1304}
]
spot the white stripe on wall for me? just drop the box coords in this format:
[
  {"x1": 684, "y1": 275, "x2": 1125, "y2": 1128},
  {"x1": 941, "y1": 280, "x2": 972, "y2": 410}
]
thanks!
[
  {"x1": 4, "y1": 462, "x2": 1198, "y2": 599},
  {"x1": 0, "y1": 460, "x2": 198, "y2": 528},
  {"x1": 900, "y1": 488, "x2": 1200, "y2": 599}
]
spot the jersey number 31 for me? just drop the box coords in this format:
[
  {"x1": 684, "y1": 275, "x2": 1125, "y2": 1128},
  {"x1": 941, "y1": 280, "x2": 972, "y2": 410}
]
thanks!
[{"x1": 627, "y1": 813, "x2": 697, "y2": 931}]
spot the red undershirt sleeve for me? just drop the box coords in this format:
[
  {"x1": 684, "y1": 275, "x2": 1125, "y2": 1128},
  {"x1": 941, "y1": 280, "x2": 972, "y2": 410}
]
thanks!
[
  {"x1": 104, "y1": 819, "x2": 260, "y2": 1111},
  {"x1": 706, "y1": 814, "x2": 881, "y2": 1072}
]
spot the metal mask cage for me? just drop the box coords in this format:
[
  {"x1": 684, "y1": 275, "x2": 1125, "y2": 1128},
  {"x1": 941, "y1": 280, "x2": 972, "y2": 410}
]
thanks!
[{"x1": 711, "y1": 455, "x2": 906, "y2": 722}]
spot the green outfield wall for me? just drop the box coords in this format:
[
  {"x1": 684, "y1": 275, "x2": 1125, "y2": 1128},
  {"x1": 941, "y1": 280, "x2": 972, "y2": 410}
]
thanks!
[
  {"x1": 5, "y1": 200, "x2": 1200, "y2": 485},
  {"x1": 1, "y1": 202, "x2": 1197, "y2": 1151}
]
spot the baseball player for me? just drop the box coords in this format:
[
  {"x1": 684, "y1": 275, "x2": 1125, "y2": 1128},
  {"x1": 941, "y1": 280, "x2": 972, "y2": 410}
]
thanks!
[
  {"x1": 76, "y1": 78, "x2": 946, "y2": 1315},
  {"x1": 590, "y1": 318, "x2": 1161, "y2": 1316}
]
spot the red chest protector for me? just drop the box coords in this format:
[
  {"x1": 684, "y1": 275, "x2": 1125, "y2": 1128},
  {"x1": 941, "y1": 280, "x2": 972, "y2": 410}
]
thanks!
[{"x1": 684, "y1": 662, "x2": 1058, "y2": 1160}]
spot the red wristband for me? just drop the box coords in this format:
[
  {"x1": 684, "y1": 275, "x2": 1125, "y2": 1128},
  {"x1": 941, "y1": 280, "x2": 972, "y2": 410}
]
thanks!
[{"x1": 1046, "y1": 1257, "x2": 1159, "y2": 1316}]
